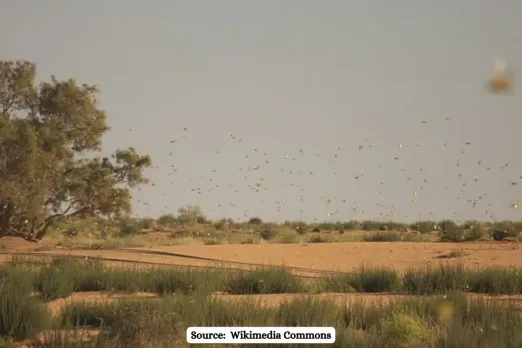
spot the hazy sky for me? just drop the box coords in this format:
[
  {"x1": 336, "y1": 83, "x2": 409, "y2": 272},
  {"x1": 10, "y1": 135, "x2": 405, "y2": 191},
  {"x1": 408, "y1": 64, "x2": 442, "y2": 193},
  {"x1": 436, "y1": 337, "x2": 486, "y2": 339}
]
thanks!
[{"x1": 2, "y1": 1, "x2": 522, "y2": 223}]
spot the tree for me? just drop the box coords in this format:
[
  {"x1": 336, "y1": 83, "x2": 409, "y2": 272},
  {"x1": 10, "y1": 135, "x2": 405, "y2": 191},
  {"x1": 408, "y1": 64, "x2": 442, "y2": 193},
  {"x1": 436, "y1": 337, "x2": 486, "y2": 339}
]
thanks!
[
  {"x1": 177, "y1": 204, "x2": 207, "y2": 224},
  {"x1": 0, "y1": 60, "x2": 152, "y2": 241}
]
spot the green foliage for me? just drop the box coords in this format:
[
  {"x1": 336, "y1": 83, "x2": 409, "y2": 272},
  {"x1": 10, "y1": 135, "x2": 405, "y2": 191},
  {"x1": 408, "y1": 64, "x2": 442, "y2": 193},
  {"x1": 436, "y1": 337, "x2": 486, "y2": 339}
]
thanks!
[
  {"x1": 277, "y1": 229, "x2": 299, "y2": 244},
  {"x1": 364, "y1": 232, "x2": 402, "y2": 242},
  {"x1": 51, "y1": 292, "x2": 522, "y2": 347},
  {"x1": 34, "y1": 261, "x2": 77, "y2": 301},
  {"x1": 0, "y1": 60, "x2": 151, "y2": 241},
  {"x1": 307, "y1": 233, "x2": 329, "y2": 243},
  {"x1": 176, "y1": 204, "x2": 207, "y2": 224},
  {"x1": 283, "y1": 220, "x2": 308, "y2": 234},
  {"x1": 315, "y1": 266, "x2": 401, "y2": 293},
  {"x1": 439, "y1": 220, "x2": 484, "y2": 242},
  {"x1": 361, "y1": 220, "x2": 382, "y2": 231},
  {"x1": 409, "y1": 220, "x2": 435, "y2": 233},
  {"x1": 224, "y1": 268, "x2": 300, "y2": 294},
  {"x1": 156, "y1": 214, "x2": 177, "y2": 227},
  {"x1": 381, "y1": 312, "x2": 432, "y2": 348},
  {"x1": 258, "y1": 223, "x2": 277, "y2": 240},
  {"x1": 467, "y1": 268, "x2": 522, "y2": 295},
  {"x1": 117, "y1": 218, "x2": 152, "y2": 236},
  {"x1": 439, "y1": 220, "x2": 465, "y2": 242},
  {"x1": 248, "y1": 217, "x2": 263, "y2": 225},
  {"x1": 402, "y1": 264, "x2": 469, "y2": 294},
  {"x1": 0, "y1": 267, "x2": 51, "y2": 340}
]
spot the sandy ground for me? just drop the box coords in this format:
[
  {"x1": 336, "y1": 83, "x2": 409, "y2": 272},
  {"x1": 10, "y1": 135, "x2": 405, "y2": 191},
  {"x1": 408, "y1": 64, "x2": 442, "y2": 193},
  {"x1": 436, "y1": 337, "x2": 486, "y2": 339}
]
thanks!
[
  {"x1": 1, "y1": 237, "x2": 519, "y2": 348},
  {"x1": 2, "y1": 237, "x2": 521, "y2": 274},
  {"x1": 43, "y1": 291, "x2": 522, "y2": 318}
]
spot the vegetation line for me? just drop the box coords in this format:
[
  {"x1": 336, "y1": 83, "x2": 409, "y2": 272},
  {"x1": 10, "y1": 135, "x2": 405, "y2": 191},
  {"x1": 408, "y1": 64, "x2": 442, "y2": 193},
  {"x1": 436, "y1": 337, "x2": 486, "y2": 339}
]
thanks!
[{"x1": 0, "y1": 251, "x2": 349, "y2": 278}]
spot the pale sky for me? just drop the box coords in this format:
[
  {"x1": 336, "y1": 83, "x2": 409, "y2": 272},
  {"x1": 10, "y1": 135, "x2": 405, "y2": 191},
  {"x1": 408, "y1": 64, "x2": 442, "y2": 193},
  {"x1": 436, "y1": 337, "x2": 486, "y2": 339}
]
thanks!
[{"x1": 2, "y1": 1, "x2": 522, "y2": 223}]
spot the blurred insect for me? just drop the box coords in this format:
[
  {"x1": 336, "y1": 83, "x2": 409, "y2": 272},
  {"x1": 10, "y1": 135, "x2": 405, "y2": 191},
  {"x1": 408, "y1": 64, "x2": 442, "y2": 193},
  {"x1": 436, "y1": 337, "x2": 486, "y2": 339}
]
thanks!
[{"x1": 488, "y1": 57, "x2": 513, "y2": 94}]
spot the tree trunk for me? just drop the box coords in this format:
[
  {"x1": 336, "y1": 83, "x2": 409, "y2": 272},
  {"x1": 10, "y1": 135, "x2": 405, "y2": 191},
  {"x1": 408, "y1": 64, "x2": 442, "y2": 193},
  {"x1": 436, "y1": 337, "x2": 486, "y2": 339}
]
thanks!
[
  {"x1": 32, "y1": 219, "x2": 54, "y2": 241},
  {"x1": 0, "y1": 201, "x2": 13, "y2": 237}
]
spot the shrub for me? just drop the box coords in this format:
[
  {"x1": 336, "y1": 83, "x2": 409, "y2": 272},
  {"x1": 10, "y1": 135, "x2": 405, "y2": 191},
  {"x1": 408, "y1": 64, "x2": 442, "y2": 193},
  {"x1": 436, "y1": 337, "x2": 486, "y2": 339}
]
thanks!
[
  {"x1": 492, "y1": 229, "x2": 506, "y2": 241},
  {"x1": 317, "y1": 222, "x2": 337, "y2": 230},
  {"x1": 410, "y1": 221, "x2": 434, "y2": 234},
  {"x1": 351, "y1": 266, "x2": 402, "y2": 292},
  {"x1": 224, "y1": 269, "x2": 299, "y2": 294},
  {"x1": 0, "y1": 268, "x2": 51, "y2": 341},
  {"x1": 177, "y1": 204, "x2": 207, "y2": 224},
  {"x1": 248, "y1": 217, "x2": 263, "y2": 225},
  {"x1": 467, "y1": 268, "x2": 522, "y2": 295},
  {"x1": 361, "y1": 220, "x2": 382, "y2": 231},
  {"x1": 307, "y1": 234, "x2": 328, "y2": 243},
  {"x1": 284, "y1": 220, "x2": 307, "y2": 234},
  {"x1": 382, "y1": 312, "x2": 432, "y2": 348},
  {"x1": 439, "y1": 220, "x2": 464, "y2": 242},
  {"x1": 258, "y1": 223, "x2": 277, "y2": 240},
  {"x1": 340, "y1": 220, "x2": 360, "y2": 230},
  {"x1": 465, "y1": 224, "x2": 484, "y2": 241},
  {"x1": 402, "y1": 264, "x2": 468, "y2": 294},
  {"x1": 157, "y1": 214, "x2": 178, "y2": 226},
  {"x1": 118, "y1": 219, "x2": 141, "y2": 236},
  {"x1": 278, "y1": 230, "x2": 298, "y2": 244},
  {"x1": 34, "y1": 263, "x2": 77, "y2": 301},
  {"x1": 364, "y1": 232, "x2": 401, "y2": 242}
]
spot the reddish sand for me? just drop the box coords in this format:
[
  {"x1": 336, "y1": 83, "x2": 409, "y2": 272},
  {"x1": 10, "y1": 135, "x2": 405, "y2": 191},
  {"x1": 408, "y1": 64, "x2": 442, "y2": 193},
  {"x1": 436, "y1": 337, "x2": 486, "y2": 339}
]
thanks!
[{"x1": 2, "y1": 240, "x2": 522, "y2": 275}]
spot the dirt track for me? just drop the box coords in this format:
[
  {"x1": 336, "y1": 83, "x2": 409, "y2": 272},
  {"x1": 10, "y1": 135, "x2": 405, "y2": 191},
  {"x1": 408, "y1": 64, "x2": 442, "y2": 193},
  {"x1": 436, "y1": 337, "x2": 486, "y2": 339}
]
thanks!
[{"x1": 2, "y1": 238, "x2": 522, "y2": 277}]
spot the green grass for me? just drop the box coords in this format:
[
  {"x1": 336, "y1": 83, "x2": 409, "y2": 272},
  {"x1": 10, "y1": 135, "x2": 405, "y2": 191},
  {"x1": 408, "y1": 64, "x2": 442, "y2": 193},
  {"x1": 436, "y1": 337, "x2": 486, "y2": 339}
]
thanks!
[
  {"x1": 52, "y1": 293, "x2": 522, "y2": 347},
  {"x1": 224, "y1": 268, "x2": 301, "y2": 294},
  {"x1": 4, "y1": 258, "x2": 522, "y2": 346},
  {"x1": 316, "y1": 265, "x2": 401, "y2": 293},
  {"x1": 6, "y1": 258, "x2": 522, "y2": 300},
  {"x1": 0, "y1": 267, "x2": 51, "y2": 341}
]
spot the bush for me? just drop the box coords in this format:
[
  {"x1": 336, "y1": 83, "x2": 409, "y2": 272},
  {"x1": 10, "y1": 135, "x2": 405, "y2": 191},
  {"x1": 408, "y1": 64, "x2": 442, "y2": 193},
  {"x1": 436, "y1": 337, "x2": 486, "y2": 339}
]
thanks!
[
  {"x1": 361, "y1": 220, "x2": 382, "y2": 231},
  {"x1": 317, "y1": 266, "x2": 400, "y2": 293},
  {"x1": 467, "y1": 268, "x2": 522, "y2": 294},
  {"x1": 118, "y1": 219, "x2": 141, "y2": 236},
  {"x1": 410, "y1": 221, "x2": 434, "y2": 234},
  {"x1": 224, "y1": 269, "x2": 299, "y2": 294},
  {"x1": 316, "y1": 222, "x2": 337, "y2": 231},
  {"x1": 248, "y1": 217, "x2": 263, "y2": 225},
  {"x1": 340, "y1": 220, "x2": 360, "y2": 230},
  {"x1": 307, "y1": 234, "x2": 328, "y2": 243},
  {"x1": 177, "y1": 204, "x2": 207, "y2": 224},
  {"x1": 258, "y1": 223, "x2": 277, "y2": 240},
  {"x1": 284, "y1": 220, "x2": 308, "y2": 234},
  {"x1": 466, "y1": 225, "x2": 484, "y2": 241},
  {"x1": 439, "y1": 220, "x2": 464, "y2": 242},
  {"x1": 34, "y1": 263, "x2": 77, "y2": 301},
  {"x1": 382, "y1": 312, "x2": 432, "y2": 348},
  {"x1": 0, "y1": 268, "x2": 51, "y2": 341},
  {"x1": 278, "y1": 230, "x2": 298, "y2": 244},
  {"x1": 351, "y1": 266, "x2": 402, "y2": 292},
  {"x1": 157, "y1": 214, "x2": 178, "y2": 227},
  {"x1": 402, "y1": 264, "x2": 468, "y2": 294},
  {"x1": 364, "y1": 232, "x2": 401, "y2": 242},
  {"x1": 492, "y1": 229, "x2": 506, "y2": 241}
]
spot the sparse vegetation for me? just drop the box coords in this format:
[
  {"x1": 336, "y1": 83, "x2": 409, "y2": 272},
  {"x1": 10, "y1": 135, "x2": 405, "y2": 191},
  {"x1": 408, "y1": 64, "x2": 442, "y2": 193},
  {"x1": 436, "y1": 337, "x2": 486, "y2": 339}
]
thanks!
[
  {"x1": 3, "y1": 209, "x2": 515, "y2": 248},
  {"x1": 364, "y1": 232, "x2": 402, "y2": 242},
  {"x1": 2, "y1": 259, "x2": 522, "y2": 346},
  {"x1": 4, "y1": 213, "x2": 520, "y2": 250}
]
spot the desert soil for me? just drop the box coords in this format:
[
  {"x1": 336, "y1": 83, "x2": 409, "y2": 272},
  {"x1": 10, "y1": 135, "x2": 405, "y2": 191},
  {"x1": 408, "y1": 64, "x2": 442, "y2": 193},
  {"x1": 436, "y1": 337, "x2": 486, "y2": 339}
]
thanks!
[
  {"x1": 1, "y1": 237, "x2": 521, "y2": 273},
  {"x1": 4, "y1": 237, "x2": 522, "y2": 347}
]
